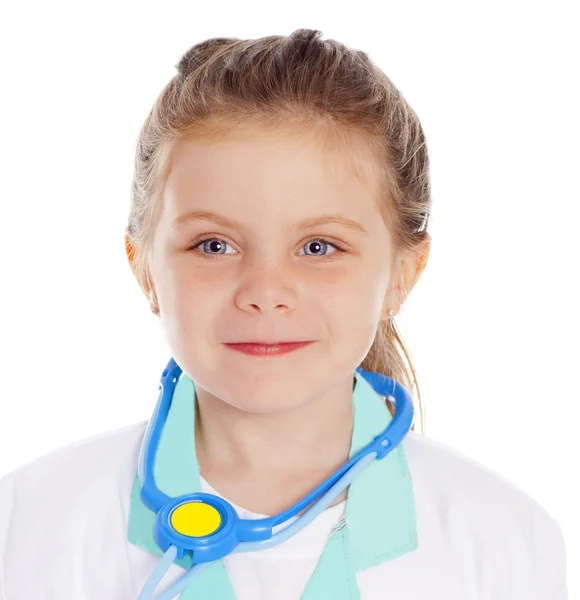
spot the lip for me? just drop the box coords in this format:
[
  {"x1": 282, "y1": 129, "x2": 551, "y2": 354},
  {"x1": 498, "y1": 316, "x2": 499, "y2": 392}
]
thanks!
[{"x1": 224, "y1": 341, "x2": 315, "y2": 356}]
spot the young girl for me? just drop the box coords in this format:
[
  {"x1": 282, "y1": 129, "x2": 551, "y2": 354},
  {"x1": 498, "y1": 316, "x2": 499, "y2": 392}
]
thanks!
[{"x1": 0, "y1": 28, "x2": 568, "y2": 600}]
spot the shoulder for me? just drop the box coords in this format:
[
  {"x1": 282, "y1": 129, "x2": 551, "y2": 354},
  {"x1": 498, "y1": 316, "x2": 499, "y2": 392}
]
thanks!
[
  {"x1": 0, "y1": 423, "x2": 149, "y2": 598},
  {"x1": 401, "y1": 430, "x2": 555, "y2": 522},
  {"x1": 0, "y1": 419, "x2": 147, "y2": 508},
  {"x1": 400, "y1": 431, "x2": 568, "y2": 596}
]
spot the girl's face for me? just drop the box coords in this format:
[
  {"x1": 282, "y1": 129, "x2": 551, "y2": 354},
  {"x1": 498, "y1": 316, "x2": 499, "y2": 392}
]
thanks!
[{"x1": 147, "y1": 124, "x2": 402, "y2": 413}]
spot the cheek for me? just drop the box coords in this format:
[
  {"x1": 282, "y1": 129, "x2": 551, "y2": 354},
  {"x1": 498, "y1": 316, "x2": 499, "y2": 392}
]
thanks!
[
  {"x1": 151, "y1": 262, "x2": 211, "y2": 339},
  {"x1": 321, "y1": 273, "x2": 385, "y2": 347},
  {"x1": 328, "y1": 267, "x2": 386, "y2": 320},
  {"x1": 167, "y1": 278, "x2": 213, "y2": 331},
  {"x1": 162, "y1": 295, "x2": 212, "y2": 371},
  {"x1": 153, "y1": 255, "x2": 204, "y2": 310}
]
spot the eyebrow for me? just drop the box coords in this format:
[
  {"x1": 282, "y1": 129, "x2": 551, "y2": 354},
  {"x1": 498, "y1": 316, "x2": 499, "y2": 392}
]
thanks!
[{"x1": 173, "y1": 210, "x2": 368, "y2": 235}]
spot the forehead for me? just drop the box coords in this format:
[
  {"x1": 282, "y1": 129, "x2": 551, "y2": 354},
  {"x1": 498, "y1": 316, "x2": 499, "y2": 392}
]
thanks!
[{"x1": 164, "y1": 121, "x2": 383, "y2": 202}]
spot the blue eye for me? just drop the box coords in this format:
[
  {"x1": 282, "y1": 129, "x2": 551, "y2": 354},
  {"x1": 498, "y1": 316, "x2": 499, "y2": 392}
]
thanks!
[
  {"x1": 299, "y1": 238, "x2": 340, "y2": 257},
  {"x1": 194, "y1": 238, "x2": 236, "y2": 255},
  {"x1": 188, "y1": 236, "x2": 346, "y2": 258}
]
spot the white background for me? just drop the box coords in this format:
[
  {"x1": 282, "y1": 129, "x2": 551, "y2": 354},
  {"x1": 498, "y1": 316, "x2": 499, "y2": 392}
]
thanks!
[{"x1": 0, "y1": 0, "x2": 578, "y2": 595}]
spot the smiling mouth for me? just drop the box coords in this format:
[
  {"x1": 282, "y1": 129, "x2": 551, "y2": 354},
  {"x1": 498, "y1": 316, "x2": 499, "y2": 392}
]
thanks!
[{"x1": 224, "y1": 341, "x2": 315, "y2": 356}]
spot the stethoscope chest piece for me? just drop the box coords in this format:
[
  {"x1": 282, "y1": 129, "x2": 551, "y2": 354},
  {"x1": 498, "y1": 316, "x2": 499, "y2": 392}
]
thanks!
[{"x1": 155, "y1": 493, "x2": 240, "y2": 562}]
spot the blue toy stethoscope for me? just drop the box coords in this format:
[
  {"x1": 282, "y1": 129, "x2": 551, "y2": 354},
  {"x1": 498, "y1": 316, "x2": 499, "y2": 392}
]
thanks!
[{"x1": 137, "y1": 357, "x2": 414, "y2": 600}]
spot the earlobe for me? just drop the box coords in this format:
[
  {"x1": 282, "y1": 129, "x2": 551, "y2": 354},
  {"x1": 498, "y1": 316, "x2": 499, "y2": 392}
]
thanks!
[
  {"x1": 400, "y1": 237, "x2": 431, "y2": 298},
  {"x1": 380, "y1": 294, "x2": 399, "y2": 322},
  {"x1": 381, "y1": 245, "x2": 426, "y2": 320},
  {"x1": 124, "y1": 234, "x2": 160, "y2": 315},
  {"x1": 143, "y1": 271, "x2": 159, "y2": 314},
  {"x1": 143, "y1": 269, "x2": 160, "y2": 315}
]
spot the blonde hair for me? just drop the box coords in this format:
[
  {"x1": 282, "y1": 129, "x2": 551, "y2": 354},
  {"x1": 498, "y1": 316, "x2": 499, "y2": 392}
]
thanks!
[{"x1": 125, "y1": 28, "x2": 432, "y2": 434}]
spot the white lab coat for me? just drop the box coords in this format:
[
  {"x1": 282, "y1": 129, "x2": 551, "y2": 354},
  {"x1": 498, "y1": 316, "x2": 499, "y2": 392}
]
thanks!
[{"x1": 0, "y1": 398, "x2": 569, "y2": 599}]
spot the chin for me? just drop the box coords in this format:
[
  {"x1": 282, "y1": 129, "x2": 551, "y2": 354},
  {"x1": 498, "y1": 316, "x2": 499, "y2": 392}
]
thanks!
[
  {"x1": 227, "y1": 390, "x2": 304, "y2": 414},
  {"x1": 235, "y1": 401, "x2": 298, "y2": 415}
]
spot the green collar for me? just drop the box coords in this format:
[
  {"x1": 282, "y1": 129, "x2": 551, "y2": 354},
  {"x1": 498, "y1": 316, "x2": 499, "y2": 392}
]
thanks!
[{"x1": 128, "y1": 370, "x2": 418, "y2": 597}]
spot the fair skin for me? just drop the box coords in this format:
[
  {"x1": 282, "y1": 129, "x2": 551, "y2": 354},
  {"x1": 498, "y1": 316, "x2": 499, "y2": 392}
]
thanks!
[{"x1": 127, "y1": 122, "x2": 430, "y2": 516}]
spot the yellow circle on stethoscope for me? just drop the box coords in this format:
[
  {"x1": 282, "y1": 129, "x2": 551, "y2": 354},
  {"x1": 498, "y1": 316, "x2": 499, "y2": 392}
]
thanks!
[{"x1": 170, "y1": 501, "x2": 222, "y2": 537}]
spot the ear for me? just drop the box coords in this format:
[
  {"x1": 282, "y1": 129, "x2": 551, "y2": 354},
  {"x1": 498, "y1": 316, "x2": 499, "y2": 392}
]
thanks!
[
  {"x1": 415, "y1": 234, "x2": 431, "y2": 279},
  {"x1": 125, "y1": 234, "x2": 136, "y2": 269},
  {"x1": 125, "y1": 234, "x2": 143, "y2": 285},
  {"x1": 380, "y1": 234, "x2": 431, "y2": 320},
  {"x1": 125, "y1": 234, "x2": 160, "y2": 315}
]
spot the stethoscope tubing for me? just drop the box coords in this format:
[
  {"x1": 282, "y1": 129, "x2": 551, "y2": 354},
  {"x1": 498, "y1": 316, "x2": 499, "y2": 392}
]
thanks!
[
  {"x1": 139, "y1": 361, "x2": 411, "y2": 529},
  {"x1": 139, "y1": 450, "x2": 377, "y2": 600},
  {"x1": 137, "y1": 358, "x2": 413, "y2": 600}
]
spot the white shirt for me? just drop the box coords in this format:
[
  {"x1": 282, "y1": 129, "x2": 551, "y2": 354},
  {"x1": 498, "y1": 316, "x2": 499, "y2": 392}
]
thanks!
[{"x1": 0, "y1": 419, "x2": 568, "y2": 599}]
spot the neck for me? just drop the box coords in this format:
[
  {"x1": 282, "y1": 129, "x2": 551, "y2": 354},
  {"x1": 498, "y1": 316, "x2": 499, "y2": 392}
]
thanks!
[{"x1": 193, "y1": 375, "x2": 356, "y2": 515}]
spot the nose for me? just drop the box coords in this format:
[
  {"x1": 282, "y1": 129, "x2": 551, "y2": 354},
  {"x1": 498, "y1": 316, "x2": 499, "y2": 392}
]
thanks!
[{"x1": 234, "y1": 262, "x2": 298, "y2": 314}]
